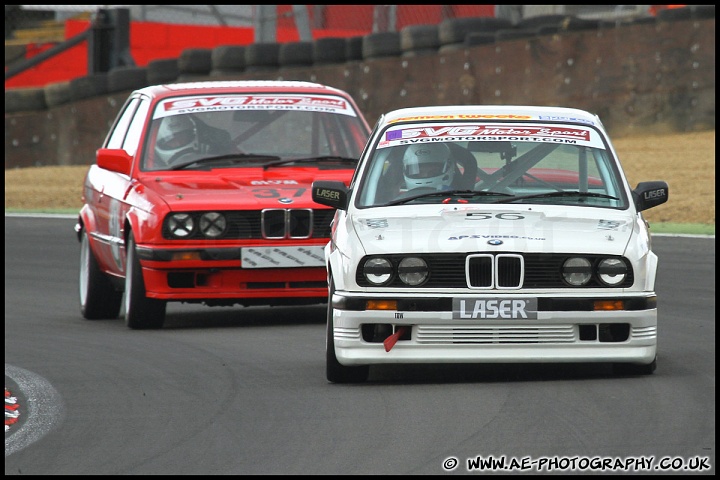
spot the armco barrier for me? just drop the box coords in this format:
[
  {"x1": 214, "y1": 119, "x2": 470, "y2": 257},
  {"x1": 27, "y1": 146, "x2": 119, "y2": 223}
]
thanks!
[{"x1": 4, "y1": 15, "x2": 715, "y2": 169}]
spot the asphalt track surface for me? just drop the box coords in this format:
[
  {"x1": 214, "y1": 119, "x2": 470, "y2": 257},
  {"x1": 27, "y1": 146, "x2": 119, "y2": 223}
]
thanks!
[{"x1": 4, "y1": 215, "x2": 715, "y2": 475}]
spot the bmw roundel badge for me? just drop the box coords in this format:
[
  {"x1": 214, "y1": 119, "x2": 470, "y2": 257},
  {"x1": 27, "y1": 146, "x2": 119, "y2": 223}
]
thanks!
[
  {"x1": 278, "y1": 198, "x2": 293, "y2": 204},
  {"x1": 487, "y1": 239, "x2": 503, "y2": 246}
]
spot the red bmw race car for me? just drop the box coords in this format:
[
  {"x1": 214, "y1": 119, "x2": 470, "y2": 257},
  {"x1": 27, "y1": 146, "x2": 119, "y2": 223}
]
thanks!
[{"x1": 76, "y1": 80, "x2": 371, "y2": 329}]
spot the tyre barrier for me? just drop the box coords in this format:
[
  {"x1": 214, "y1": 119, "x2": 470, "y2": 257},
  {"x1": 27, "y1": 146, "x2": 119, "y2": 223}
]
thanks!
[
  {"x1": 70, "y1": 73, "x2": 108, "y2": 101},
  {"x1": 438, "y1": 16, "x2": 513, "y2": 46},
  {"x1": 177, "y1": 48, "x2": 212, "y2": 81},
  {"x1": 279, "y1": 41, "x2": 314, "y2": 68},
  {"x1": 244, "y1": 42, "x2": 280, "y2": 72},
  {"x1": 147, "y1": 58, "x2": 179, "y2": 84},
  {"x1": 313, "y1": 37, "x2": 346, "y2": 65},
  {"x1": 107, "y1": 66, "x2": 148, "y2": 93},
  {"x1": 362, "y1": 31, "x2": 401, "y2": 59},
  {"x1": 209, "y1": 45, "x2": 245, "y2": 76},
  {"x1": 400, "y1": 24, "x2": 440, "y2": 57},
  {"x1": 5, "y1": 86, "x2": 47, "y2": 113},
  {"x1": 44, "y1": 80, "x2": 73, "y2": 108},
  {"x1": 345, "y1": 36, "x2": 364, "y2": 62},
  {"x1": 5, "y1": 8, "x2": 715, "y2": 115}
]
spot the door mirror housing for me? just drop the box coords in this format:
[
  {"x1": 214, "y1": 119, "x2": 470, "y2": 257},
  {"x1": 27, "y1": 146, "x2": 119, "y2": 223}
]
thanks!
[
  {"x1": 96, "y1": 148, "x2": 132, "y2": 175},
  {"x1": 312, "y1": 180, "x2": 349, "y2": 210}
]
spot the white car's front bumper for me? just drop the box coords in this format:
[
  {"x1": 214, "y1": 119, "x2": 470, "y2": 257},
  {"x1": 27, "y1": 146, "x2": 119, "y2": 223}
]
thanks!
[{"x1": 332, "y1": 301, "x2": 657, "y2": 366}]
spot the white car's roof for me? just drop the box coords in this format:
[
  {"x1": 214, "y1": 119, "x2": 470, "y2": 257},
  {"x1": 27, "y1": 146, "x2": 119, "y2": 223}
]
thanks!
[{"x1": 380, "y1": 105, "x2": 601, "y2": 128}]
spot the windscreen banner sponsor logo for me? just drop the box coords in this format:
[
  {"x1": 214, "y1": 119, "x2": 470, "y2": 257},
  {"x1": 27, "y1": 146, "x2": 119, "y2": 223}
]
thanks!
[
  {"x1": 379, "y1": 123, "x2": 603, "y2": 149},
  {"x1": 389, "y1": 114, "x2": 533, "y2": 123},
  {"x1": 538, "y1": 115, "x2": 595, "y2": 125},
  {"x1": 156, "y1": 95, "x2": 356, "y2": 117}
]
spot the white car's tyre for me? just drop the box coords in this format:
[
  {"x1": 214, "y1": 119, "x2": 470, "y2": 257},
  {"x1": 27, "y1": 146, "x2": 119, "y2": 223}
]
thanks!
[
  {"x1": 79, "y1": 229, "x2": 123, "y2": 320},
  {"x1": 326, "y1": 275, "x2": 369, "y2": 383},
  {"x1": 613, "y1": 357, "x2": 657, "y2": 376},
  {"x1": 124, "y1": 235, "x2": 166, "y2": 330}
]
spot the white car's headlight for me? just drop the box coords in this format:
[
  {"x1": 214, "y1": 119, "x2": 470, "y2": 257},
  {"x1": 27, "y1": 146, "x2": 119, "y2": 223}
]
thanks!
[
  {"x1": 398, "y1": 257, "x2": 428, "y2": 286},
  {"x1": 597, "y1": 258, "x2": 627, "y2": 286},
  {"x1": 200, "y1": 212, "x2": 227, "y2": 238},
  {"x1": 562, "y1": 257, "x2": 592, "y2": 286},
  {"x1": 167, "y1": 213, "x2": 194, "y2": 238},
  {"x1": 363, "y1": 257, "x2": 393, "y2": 285}
]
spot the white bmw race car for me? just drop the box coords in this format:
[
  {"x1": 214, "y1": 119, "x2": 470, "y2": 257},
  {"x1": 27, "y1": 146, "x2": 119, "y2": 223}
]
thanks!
[{"x1": 312, "y1": 105, "x2": 669, "y2": 383}]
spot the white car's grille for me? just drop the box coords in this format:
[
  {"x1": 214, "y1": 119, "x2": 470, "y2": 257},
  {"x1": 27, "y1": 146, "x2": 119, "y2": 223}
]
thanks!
[
  {"x1": 416, "y1": 325, "x2": 576, "y2": 344},
  {"x1": 334, "y1": 326, "x2": 362, "y2": 340},
  {"x1": 467, "y1": 253, "x2": 523, "y2": 289},
  {"x1": 355, "y1": 253, "x2": 634, "y2": 288},
  {"x1": 631, "y1": 325, "x2": 657, "y2": 339}
]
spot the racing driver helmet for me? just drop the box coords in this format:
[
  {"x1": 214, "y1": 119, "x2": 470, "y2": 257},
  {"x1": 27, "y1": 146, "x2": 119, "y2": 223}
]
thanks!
[
  {"x1": 402, "y1": 143, "x2": 454, "y2": 190},
  {"x1": 155, "y1": 115, "x2": 198, "y2": 164}
]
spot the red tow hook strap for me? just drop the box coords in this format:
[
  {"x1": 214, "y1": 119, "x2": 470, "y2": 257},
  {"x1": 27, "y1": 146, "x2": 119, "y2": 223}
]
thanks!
[{"x1": 383, "y1": 326, "x2": 408, "y2": 352}]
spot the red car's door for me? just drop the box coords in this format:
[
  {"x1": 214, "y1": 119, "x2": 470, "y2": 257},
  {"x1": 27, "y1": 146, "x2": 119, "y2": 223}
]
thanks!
[{"x1": 86, "y1": 95, "x2": 150, "y2": 277}]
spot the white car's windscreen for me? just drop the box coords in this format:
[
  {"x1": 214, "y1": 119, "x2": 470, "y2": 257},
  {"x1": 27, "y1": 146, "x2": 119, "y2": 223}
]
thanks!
[{"x1": 356, "y1": 122, "x2": 628, "y2": 209}]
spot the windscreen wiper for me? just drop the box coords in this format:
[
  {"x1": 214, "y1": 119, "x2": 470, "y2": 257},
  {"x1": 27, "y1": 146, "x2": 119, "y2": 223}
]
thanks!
[
  {"x1": 169, "y1": 153, "x2": 281, "y2": 170},
  {"x1": 385, "y1": 190, "x2": 513, "y2": 206},
  {"x1": 493, "y1": 191, "x2": 619, "y2": 203},
  {"x1": 262, "y1": 155, "x2": 358, "y2": 170}
]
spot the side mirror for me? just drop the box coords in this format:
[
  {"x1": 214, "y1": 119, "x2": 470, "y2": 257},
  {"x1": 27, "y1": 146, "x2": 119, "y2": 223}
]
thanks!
[
  {"x1": 96, "y1": 148, "x2": 132, "y2": 175},
  {"x1": 633, "y1": 181, "x2": 669, "y2": 212},
  {"x1": 312, "y1": 180, "x2": 349, "y2": 210}
]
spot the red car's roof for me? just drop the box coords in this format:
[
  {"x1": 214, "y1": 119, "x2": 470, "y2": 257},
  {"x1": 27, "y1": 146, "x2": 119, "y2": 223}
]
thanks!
[{"x1": 134, "y1": 80, "x2": 356, "y2": 100}]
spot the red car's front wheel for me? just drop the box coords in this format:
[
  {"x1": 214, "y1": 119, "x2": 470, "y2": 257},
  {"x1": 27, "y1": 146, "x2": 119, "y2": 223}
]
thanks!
[
  {"x1": 124, "y1": 234, "x2": 166, "y2": 330},
  {"x1": 79, "y1": 229, "x2": 122, "y2": 320}
]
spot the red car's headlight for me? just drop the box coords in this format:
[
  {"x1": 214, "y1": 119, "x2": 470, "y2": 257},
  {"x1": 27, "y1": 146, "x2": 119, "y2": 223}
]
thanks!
[
  {"x1": 199, "y1": 212, "x2": 227, "y2": 238},
  {"x1": 167, "y1": 213, "x2": 194, "y2": 238}
]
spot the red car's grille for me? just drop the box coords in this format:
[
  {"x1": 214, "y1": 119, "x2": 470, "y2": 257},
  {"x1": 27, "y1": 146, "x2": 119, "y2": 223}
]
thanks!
[{"x1": 162, "y1": 209, "x2": 335, "y2": 240}]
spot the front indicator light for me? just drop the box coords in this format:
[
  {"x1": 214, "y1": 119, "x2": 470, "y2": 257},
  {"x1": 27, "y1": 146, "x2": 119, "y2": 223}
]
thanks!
[
  {"x1": 366, "y1": 300, "x2": 398, "y2": 310},
  {"x1": 171, "y1": 251, "x2": 202, "y2": 261},
  {"x1": 593, "y1": 300, "x2": 625, "y2": 311}
]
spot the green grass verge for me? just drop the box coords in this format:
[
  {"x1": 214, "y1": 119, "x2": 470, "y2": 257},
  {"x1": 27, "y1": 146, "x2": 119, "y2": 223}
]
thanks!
[
  {"x1": 6, "y1": 208, "x2": 80, "y2": 215},
  {"x1": 5, "y1": 208, "x2": 715, "y2": 236},
  {"x1": 647, "y1": 222, "x2": 715, "y2": 236}
]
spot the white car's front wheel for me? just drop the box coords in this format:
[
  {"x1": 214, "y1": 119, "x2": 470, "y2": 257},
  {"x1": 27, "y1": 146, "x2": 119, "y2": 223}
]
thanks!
[
  {"x1": 613, "y1": 356, "x2": 657, "y2": 376},
  {"x1": 326, "y1": 275, "x2": 369, "y2": 383}
]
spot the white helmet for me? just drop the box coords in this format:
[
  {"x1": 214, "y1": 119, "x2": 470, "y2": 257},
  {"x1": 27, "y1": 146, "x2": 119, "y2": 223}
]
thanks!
[
  {"x1": 402, "y1": 143, "x2": 454, "y2": 190},
  {"x1": 155, "y1": 115, "x2": 198, "y2": 164}
]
